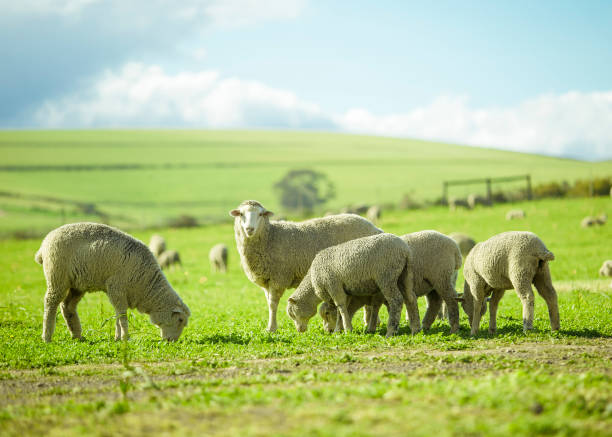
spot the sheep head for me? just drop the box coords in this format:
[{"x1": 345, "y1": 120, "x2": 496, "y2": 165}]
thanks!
[
  {"x1": 318, "y1": 301, "x2": 337, "y2": 333},
  {"x1": 286, "y1": 297, "x2": 316, "y2": 333},
  {"x1": 149, "y1": 305, "x2": 190, "y2": 341},
  {"x1": 229, "y1": 200, "x2": 274, "y2": 238}
]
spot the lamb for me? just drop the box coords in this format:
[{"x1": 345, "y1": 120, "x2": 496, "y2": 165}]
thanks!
[
  {"x1": 318, "y1": 230, "x2": 462, "y2": 333},
  {"x1": 149, "y1": 234, "x2": 166, "y2": 258},
  {"x1": 506, "y1": 209, "x2": 526, "y2": 220},
  {"x1": 35, "y1": 222, "x2": 190, "y2": 342},
  {"x1": 209, "y1": 243, "x2": 228, "y2": 273},
  {"x1": 581, "y1": 214, "x2": 607, "y2": 227},
  {"x1": 366, "y1": 205, "x2": 381, "y2": 224},
  {"x1": 286, "y1": 233, "x2": 421, "y2": 336},
  {"x1": 448, "y1": 232, "x2": 476, "y2": 259},
  {"x1": 448, "y1": 197, "x2": 471, "y2": 211},
  {"x1": 467, "y1": 193, "x2": 490, "y2": 209},
  {"x1": 230, "y1": 200, "x2": 382, "y2": 332},
  {"x1": 599, "y1": 260, "x2": 612, "y2": 277},
  {"x1": 460, "y1": 231, "x2": 560, "y2": 335},
  {"x1": 158, "y1": 249, "x2": 181, "y2": 270}
]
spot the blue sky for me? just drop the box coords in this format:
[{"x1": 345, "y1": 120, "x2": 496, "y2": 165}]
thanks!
[{"x1": 1, "y1": 0, "x2": 611, "y2": 160}]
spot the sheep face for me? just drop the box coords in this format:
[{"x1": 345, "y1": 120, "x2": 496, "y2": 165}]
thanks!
[
  {"x1": 286, "y1": 298, "x2": 316, "y2": 332},
  {"x1": 318, "y1": 302, "x2": 337, "y2": 333},
  {"x1": 230, "y1": 203, "x2": 273, "y2": 238},
  {"x1": 149, "y1": 308, "x2": 189, "y2": 341}
]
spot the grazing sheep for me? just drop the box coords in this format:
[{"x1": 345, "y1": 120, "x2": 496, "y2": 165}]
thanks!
[
  {"x1": 149, "y1": 234, "x2": 166, "y2": 258},
  {"x1": 366, "y1": 205, "x2": 381, "y2": 224},
  {"x1": 230, "y1": 200, "x2": 382, "y2": 332},
  {"x1": 35, "y1": 223, "x2": 190, "y2": 342},
  {"x1": 158, "y1": 249, "x2": 181, "y2": 270},
  {"x1": 448, "y1": 197, "x2": 471, "y2": 211},
  {"x1": 209, "y1": 243, "x2": 228, "y2": 273},
  {"x1": 467, "y1": 193, "x2": 491, "y2": 209},
  {"x1": 448, "y1": 232, "x2": 476, "y2": 259},
  {"x1": 287, "y1": 233, "x2": 420, "y2": 336},
  {"x1": 599, "y1": 260, "x2": 612, "y2": 277},
  {"x1": 321, "y1": 231, "x2": 462, "y2": 333},
  {"x1": 460, "y1": 231, "x2": 560, "y2": 335},
  {"x1": 506, "y1": 209, "x2": 526, "y2": 220},
  {"x1": 581, "y1": 214, "x2": 607, "y2": 227}
]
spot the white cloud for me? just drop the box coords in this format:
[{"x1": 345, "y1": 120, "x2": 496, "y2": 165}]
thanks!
[
  {"x1": 336, "y1": 93, "x2": 612, "y2": 160},
  {"x1": 34, "y1": 63, "x2": 332, "y2": 129}
]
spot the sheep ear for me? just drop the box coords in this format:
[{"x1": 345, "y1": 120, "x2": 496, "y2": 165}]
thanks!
[
  {"x1": 263, "y1": 210, "x2": 274, "y2": 217},
  {"x1": 287, "y1": 297, "x2": 296, "y2": 304},
  {"x1": 229, "y1": 209, "x2": 241, "y2": 217}
]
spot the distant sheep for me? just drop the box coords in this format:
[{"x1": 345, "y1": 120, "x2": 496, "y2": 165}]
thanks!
[
  {"x1": 467, "y1": 193, "x2": 491, "y2": 209},
  {"x1": 506, "y1": 209, "x2": 526, "y2": 220},
  {"x1": 209, "y1": 243, "x2": 228, "y2": 273},
  {"x1": 287, "y1": 233, "x2": 420, "y2": 336},
  {"x1": 448, "y1": 232, "x2": 476, "y2": 259},
  {"x1": 158, "y1": 249, "x2": 181, "y2": 270},
  {"x1": 599, "y1": 260, "x2": 612, "y2": 277},
  {"x1": 35, "y1": 223, "x2": 190, "y2": 342},
  {"x1": 581, "y1": 214, "x2": 607, "y2": 227},
  {"x1": 230, "y1": 200, "x2": 382, "y2": 332},
  {"x1": 366, "y1": 205, "x2": 381, "y2": 224},
  {"x1": 461, "y1": 231, "x2": 560, "y2": 335},
  {"x1": 149, "y1": 234, "x2": 166, "y2": 258},
  {"x1": 448, "y1": 197, "x2": 471, "y2": 211}
]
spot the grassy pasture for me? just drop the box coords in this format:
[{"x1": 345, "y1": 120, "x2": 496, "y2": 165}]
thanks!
[
  {"x1": 0, "y1": 195, "x2": 610, "y2": 436},
  {"x1": 1, "y1": 130, "x2": 611, "y2": 236}
]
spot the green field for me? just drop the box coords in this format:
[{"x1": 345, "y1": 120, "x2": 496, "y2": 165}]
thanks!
[
  {"x1": 1, "y1": 192, "x2": 611, "y2": 436},
  {"x1": 0, "y1": 131, "x2": 611, "y2": 436},
  {"x1": 1, "y1": 130, "x2": 611, "y2": 236}
]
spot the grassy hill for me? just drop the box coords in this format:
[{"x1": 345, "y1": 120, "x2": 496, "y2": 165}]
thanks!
[{"x1": 0, "y1": 130, "x2": 610, "y2": 236}]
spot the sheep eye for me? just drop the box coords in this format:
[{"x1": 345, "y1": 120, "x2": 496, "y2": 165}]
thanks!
[{"x1": 178, "y1": 318, "x2": 183, "y2": 323}]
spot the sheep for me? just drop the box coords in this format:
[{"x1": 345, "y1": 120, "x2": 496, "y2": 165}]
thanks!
[
  {"x1": 158, "y1": 249, "x2": 181, "y2": 270},
  {"x1": 286, "y1": 233, "x2": 421, "y2": 337},
  {"x1": 318, "y1": 230, "x2": 462, "y2": 333},
  {"x1": 448, "y1": 197, "x2": 471, "y2": 211},
  {"x1": 366, "y1": 205, "x2": 381, "y2": 224},
  {"x1": 467, "y1": 193, "x2": 491, "y2": 209},
  {"x1": 209, "y1": 243, "x2": 228, "y2": 273},
  {"x1": 230, "y1": 200, "x2": 382, "y2": 332},
  {"x1": 35, "y1": 222, "x2": 190, "y2": 342},
  {"x1": 318, "y1": 294, "x2": 387, "y2": 333},
  {"x1": 448, "y1": 232, "x2": 476, "y2": 259},
  {"x1": 460, "y1": 231, "x2": 560, "y2": 335},
  {"x1": 599, "y1": 260, "x2": 612, "y2": 277},
  {"x1": 581, "y1": 214, "x2": 607, "y2": 227},
  {"x1": 506, "y1": 209, "x2": 526, "y2": 220},
  {"x1": 149, "y1": 234, "x2": 166, "y2": 258}
]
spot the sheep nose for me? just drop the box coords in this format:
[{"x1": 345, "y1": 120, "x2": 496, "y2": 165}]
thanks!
[{"x1": 245, "y1": 226, "x2": 254, "y2": 234}]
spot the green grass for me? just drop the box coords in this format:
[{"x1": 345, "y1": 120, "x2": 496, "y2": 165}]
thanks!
[
  {"x1": 1, "y1": 130, "x2": 611, "y2": 235},
  {"x1": 1, "y1": 196, "x2": 611, "y2": 436}
]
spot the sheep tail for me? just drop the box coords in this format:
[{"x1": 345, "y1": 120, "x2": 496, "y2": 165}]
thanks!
[
  {"x1": 454, "y1": 249, "x2": 462, "y2": 270},
  {"x1": 538, "y1": 250, "x2": 555, "y2": 262},
  {"x1": 35, "y1": 248, "x2": 43, "y2": 265}
]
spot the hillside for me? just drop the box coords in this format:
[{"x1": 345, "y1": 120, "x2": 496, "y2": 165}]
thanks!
[{"x1": 0, "y1": 130, "x2": 610, "y2": 236}]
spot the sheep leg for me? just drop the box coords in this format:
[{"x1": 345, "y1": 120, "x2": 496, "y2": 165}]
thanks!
[
  {"x1": 263, "y1": 287, "x2": 283, "y2": 332},
  {"x1": 107, "y1": 290, "x2": 129, "y2": 340},
  {"x1": 42, "y1": 285, "x2": 68, "y2": 342},
  {"x1": 378, "y1": 279, "x2": 408, "y2": 337},
  {"x1": 422, "y1": 291, "x2": 442, "y2": 331},
  {"x1": 487, "y1": 289, "x2": 505, "y2": 334},
  {"x1": 533, "y1": 264, "x2": 560, "y2": 331},
  {"x1": 512, "y1": 279, "x2": 535, "y2": 332},
  {"x1": 468, "y1": 278, "x2": 487, "y2": 336},
  {"x1": 60, "y1": 288, "x2": 85, "y2": 339},
  {"x1": 365, "y1": 295, "x2": 384, "y2": 334}
]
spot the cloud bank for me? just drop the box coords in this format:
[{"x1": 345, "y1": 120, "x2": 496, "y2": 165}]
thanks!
[{"x1": 34, "y1": 63, "x2": 612, "y2": 160}]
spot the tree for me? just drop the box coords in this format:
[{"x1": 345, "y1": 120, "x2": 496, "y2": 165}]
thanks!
[{"x1": 273, "y1": 169, "x2": 335, "y2": 213}]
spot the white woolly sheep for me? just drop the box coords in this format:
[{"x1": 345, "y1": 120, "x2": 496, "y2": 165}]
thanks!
[
  {"x1": 366, "y1": 205, "x2": 381, "y2": 224},
  {"x1": 209, "y1": 243, "x2": 228, "y2": 273},
  {"x1": 35, "y1": 222, "x2": 190, "y2": 342},
  {"x1": 230, "y1": 200, "x2": 382, "y2": 332},
  {"x1": 448, "y1": 197, "x2": 471, "y2": 211},
  {"x1": 158, "y1": 249, "x2": 181, "y2": 270},
  {"x1": 287, "y1": 233, "x2": 421, "y2": 336},
  {"x1": 448, "y1": 232, "x2": 476, "y2": 259},
  {"x1": 460, "y1": 231, "x2": 560, "y2": 335},
  {"x1": 599, "y1": 260, "x2": 612, "y2": 277},
  {"x1": 581, "y1": 214, "x2": 607, "y2": 227},
  {"x1": 467, "y1": 193, "x2": 491, "y2": 209},
  {"x1": 506, "y1": 209, "x2": 526, "y2": 220},
  {"x1": 149, "y1": 234, "x2": 166, "y2": 258},
  {"x1": 319, "y1": 230, "x2": 462, "y2": 333}
]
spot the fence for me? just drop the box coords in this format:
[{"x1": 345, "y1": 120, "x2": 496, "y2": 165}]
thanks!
[{"x1": 442, "y1": 175, "x2": 532, "y2": 204}]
